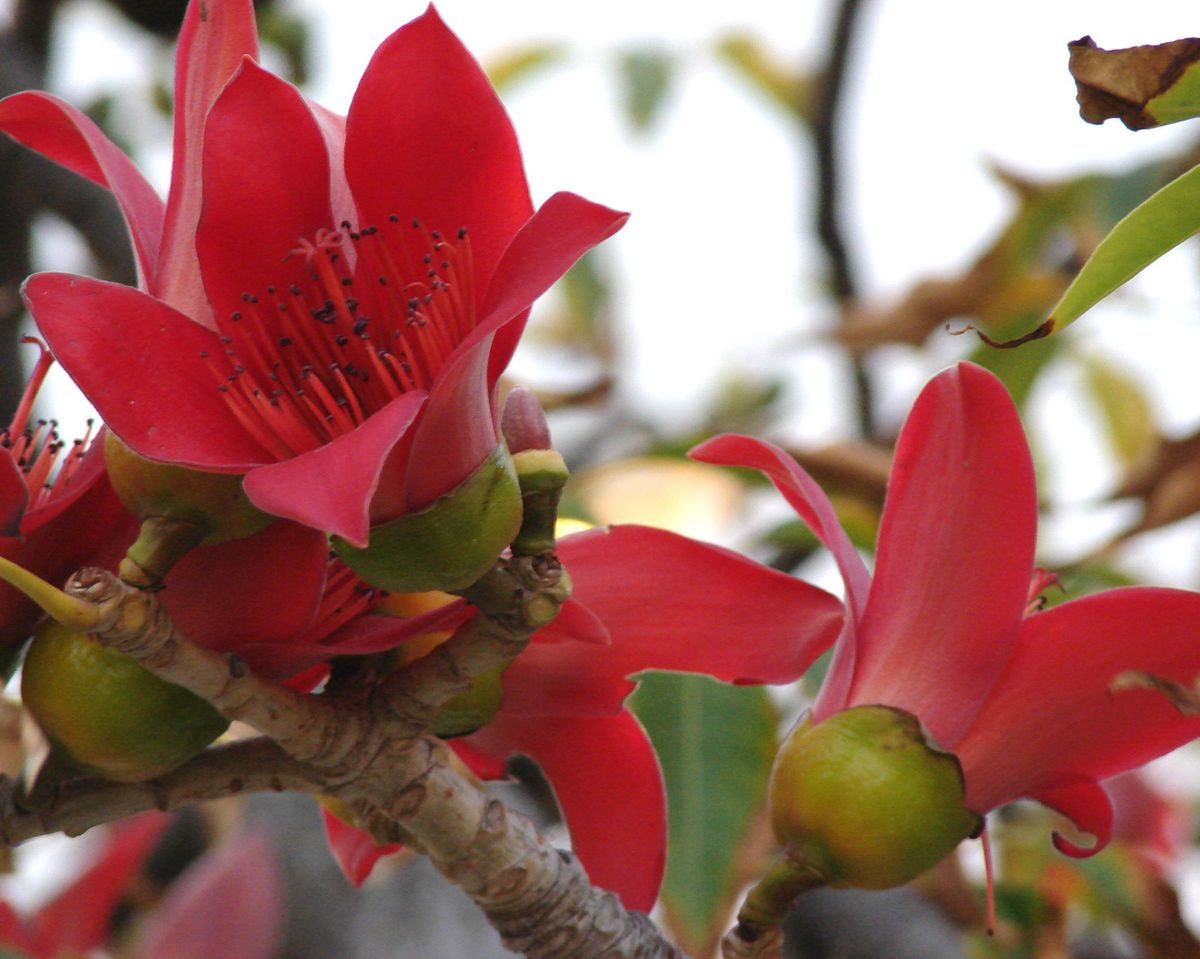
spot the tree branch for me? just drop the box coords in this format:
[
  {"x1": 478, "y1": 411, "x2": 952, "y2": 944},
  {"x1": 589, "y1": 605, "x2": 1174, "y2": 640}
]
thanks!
[
  {"x1": 12, "y1": 557, "x2": 686, "y2": 959},
  {"x1": 810, "y1": 0, "x2": 874, "y2": 438}
]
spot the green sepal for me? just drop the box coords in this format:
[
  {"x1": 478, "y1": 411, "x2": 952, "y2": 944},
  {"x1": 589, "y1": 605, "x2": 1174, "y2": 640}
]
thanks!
[{"x1": 333, "y1": 445, "x2": 522, "y2": 593}]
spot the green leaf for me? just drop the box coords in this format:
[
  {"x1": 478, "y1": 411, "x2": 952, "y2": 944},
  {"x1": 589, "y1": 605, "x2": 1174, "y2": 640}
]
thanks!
[
  {"x1": 486, "y1": 44, "x2": 565, "y2": 93},
  {"x1": 629, "y1": 673, "x2": 777, "y2": 957},
  {"x1": 1044, "y1": 162, "x2": 1200, "y2": 335},
  {"x1": 715, "y1": 33, "x2": 811, "y2": 120},
  {"x1": 1080, "y1": 354, "x2": 1157, "y2": 468},
  {"x1": 616, "y1": 48, "x2": 675, "y2": 133}
]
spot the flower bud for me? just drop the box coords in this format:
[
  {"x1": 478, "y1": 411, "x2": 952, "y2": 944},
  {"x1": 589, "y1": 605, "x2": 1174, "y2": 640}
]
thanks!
[
  {"x1": 768, "y1": 705, "x2": 981, "y2": 890},
  {"x1": 377, "y1": 590, "x2": 508, "y2": 738},
  {"x1": 21, "y1": 619, "x2": 229, "y2": 783},
  {"x1": 333, "y1": 445, "x2": 521, "y2": 593}
]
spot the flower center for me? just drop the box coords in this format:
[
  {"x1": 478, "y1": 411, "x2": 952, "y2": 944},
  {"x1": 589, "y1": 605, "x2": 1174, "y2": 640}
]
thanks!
[
  {"x1": 3, "y1": 339, "x2": 93, "y2": 509},
  {"x1": 204, "y1": 218, "x2": 476, "y2": 460}
]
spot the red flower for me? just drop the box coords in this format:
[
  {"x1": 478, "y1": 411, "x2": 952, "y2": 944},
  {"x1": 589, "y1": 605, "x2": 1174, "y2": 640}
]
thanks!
[
  {"x1": 691, "y1": 362, "x2": 1200, "y2": 861},
  {"x1": 322, "y1": 524, "x2": 846, "y2": 910},
  {"x1": 0, "y1": 341, "x2": 127, "y2": 651},
  {"x1": 5, "y1": 2, "x2": 626, "y2": 549}
]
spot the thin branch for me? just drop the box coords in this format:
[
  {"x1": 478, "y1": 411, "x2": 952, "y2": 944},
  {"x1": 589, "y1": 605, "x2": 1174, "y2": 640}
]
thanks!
[
  {"x1": 0, "y1": 738, "x2": 327, "y2": 844},
  {"x1": 809, "y1": 0, "x2": 874, "y2": 438}
]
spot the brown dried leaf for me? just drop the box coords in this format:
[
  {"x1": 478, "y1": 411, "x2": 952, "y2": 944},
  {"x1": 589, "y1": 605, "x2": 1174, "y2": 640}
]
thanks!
[
  {"x1": 790, "y1": 441, "x2": 893, "y2": 508},
  {"x1": 1069, "y1": 35, "x2": 1200, "y2": 130}
]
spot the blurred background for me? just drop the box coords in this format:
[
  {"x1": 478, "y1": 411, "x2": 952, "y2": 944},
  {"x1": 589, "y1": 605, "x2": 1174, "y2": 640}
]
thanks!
[{"x1": 3, "y1": 1, "x2": 1200, "y2": 957}]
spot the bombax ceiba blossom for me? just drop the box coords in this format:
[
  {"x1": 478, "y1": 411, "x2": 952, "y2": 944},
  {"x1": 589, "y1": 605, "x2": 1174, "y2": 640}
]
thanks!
[
  {"x1": 692, "y1": 363, "x2": 1200, "y2": 897},
  {"x1": 2, "y1": 1, "x2": 626, "y2": 593}
]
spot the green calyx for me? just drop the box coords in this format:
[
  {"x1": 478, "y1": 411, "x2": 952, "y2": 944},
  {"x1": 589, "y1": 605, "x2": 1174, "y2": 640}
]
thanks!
[
  {"x1": 768, "y1": 705, "x2": 982, "y2": 891},
  {"x1": 333, "y1": 445, "x2": 522, "y2": 593},
  {"x1": 105, "y1": 432, "x2": 273, "y2": 545},
  {"x1": 105, "y1": 433, "x2": 273, "y2": 585}
]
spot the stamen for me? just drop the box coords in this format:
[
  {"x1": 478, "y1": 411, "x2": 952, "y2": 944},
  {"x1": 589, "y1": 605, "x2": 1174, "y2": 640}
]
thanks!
[{"x1": 202, "y1": 215, "x2": 480, "y2": 456}]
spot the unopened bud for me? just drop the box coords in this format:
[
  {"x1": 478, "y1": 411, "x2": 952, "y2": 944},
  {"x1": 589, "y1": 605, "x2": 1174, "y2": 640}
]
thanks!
[
  {"x1": 501, "y1": 386, "x2": 552, "y2": 453},
  {"x1": 768, "y1": 705, "x2": 981, "y2": 890}
]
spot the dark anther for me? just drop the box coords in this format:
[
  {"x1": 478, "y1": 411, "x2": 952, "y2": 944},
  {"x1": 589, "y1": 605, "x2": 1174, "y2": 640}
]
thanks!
[{"x1": 457, "y1": 226, "x2": 467, "y2": 239}]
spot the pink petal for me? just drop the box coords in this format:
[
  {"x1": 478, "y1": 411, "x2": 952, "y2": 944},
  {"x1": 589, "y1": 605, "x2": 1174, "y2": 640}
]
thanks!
[
  {"x1": 23, "y1": 272, "x2": 274, "y2": 469},
  {"x1": 0, "y1": 91, "x2": 164, "y2": 287},
  {"x1": 501, "y1": 525, "x2": 843, "y2": 717},
  {"x1": 196, "y1": 58, "x2": 334, "y2": 323},
  {"x1": 241, "y1": 391, "x2": 426, "y2": 545},
  {"x1": 470, "y1": 708, "x2": 666, "y2": 911},
  {"x1": 157, "y1": 0, "x2": 258, "y2": 324},
  {"x1": 161, "y1": 520, "x2": 329, "y2": 676},
  {"x1": 1033, "y1": 779, "x2": 1114, "y2": 859},
  {"x1": 955, "y1": 588, "x2": 1200, "y2": 814},
  {"x1": 847, "y1": 363, "x2": 1037, "y2": 747},
  {"x1": 31, "y1": 813, "x2": 170, "y2": 956},
  {"x1": 322, "y1": 810, "x2": 402, "y2": 888},
  {"x1": 345, "y1": 6, "x2": 532, "y2": 298},
  {"x1": 688, "y1": 434, "x2": 868, "y2": 719},
  {"x1": 131, "y1": 831, "x2": 282, "y2": 959}
]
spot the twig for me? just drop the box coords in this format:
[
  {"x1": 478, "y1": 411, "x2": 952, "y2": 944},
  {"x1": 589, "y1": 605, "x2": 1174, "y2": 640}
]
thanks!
[
  {"x1": 810, "y1": 0, "x2": 874, "y2": 438},
  {"x1": 0, "y1": 738, "x2": 326, "y2": 844}
]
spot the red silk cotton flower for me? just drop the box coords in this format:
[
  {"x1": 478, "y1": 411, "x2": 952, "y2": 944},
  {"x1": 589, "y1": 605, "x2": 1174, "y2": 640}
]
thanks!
[
  {"x1": 692, "y1": 362, "x2": 1200, "y2": 864},
  {"x1": 3, "y1": 1, "x2": 626, "y2": 551}
]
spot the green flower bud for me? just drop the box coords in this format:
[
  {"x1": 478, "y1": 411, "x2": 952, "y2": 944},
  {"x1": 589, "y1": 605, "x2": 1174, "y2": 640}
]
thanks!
[
  {"x1": 768, "y1": 705, "x2": 982, "y2": 890},
  {"x1": 333, "y1": 445, "x2": 522, "y2": 593},
  {"x1": 22, "y1": 619, "x2": 229, "y2": 783}
]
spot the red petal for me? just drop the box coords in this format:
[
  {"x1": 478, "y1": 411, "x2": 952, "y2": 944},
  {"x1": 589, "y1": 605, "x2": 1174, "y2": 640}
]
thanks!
[
  {"x1": 158, "y1": 0, "x2": 258, "y2": 324},
  {"x1": 131, "y1": 831, "x2": 282, "y2": 959},
  {"x1": 31, "y1": 813, "x2": 170, "y2": 955},
  {"x1": 470, "y1": 708, "x2": 666, "y2": 910},
  {"x1": 956, "y1": 588, "x2": 1200, "y2": 814},
  {"x1": 0, "y1": 454, "x2": 26, "y2": 537},
  {"x1": 241, "y1": 392, "x2": 426, "y2": 546},
  {"x1": 1034, "y1": 779, "x2": 1114, "y2": 859},
  {"x1": 23, "y1": 272, "x2": 274, "y2": 469},
  {"x1": 393, "y1": 332, "x2": 497, "y2": 513},
  {"x1": 501, "y1": 525, "x2": 843, "y2": 717},
  {"x1": 321, "y1": 810, "x2": 403, "y2": 888},
  {"x1": 479, "y1": 192, "x2": 629, "y2": 379},
  {"x1": 196, "y1": 58, "x2": 333, "y2": 322},
  {"x1": 395, "y1": 193, "x2": 627, "y2": 511},
  {"x1": 236, "y1": 602, "x2": 475, "y2": 677},
  {"x1": 688, "y1": 434, "x2": 868, "y2": 718},
  {"x1": 161, "y1": 521, "x2": 329, "y2": 677},
  {"x1": 848, "y1": 363, "x2": 1037, "y2": 747},
  {"x1": 345, "y1": 6, "x2": 532, "y2": 298},
  {"x1": 0, "y1": 91, "x2": 164, "y2": 287}
]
